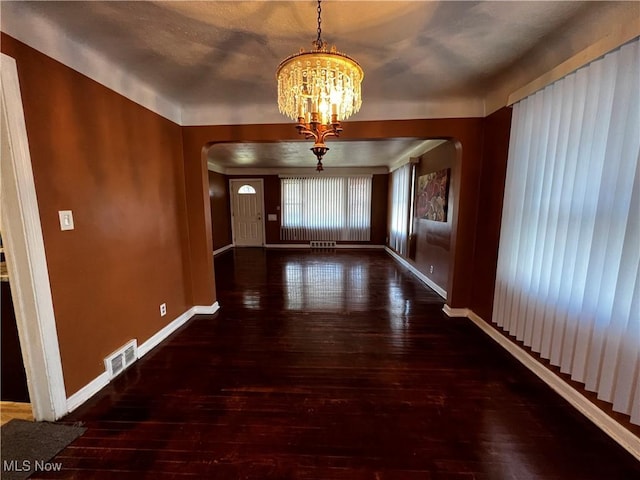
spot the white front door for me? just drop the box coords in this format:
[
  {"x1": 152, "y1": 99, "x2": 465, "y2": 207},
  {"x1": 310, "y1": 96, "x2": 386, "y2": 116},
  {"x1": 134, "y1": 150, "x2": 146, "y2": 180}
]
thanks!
[{"x1": 230, "y1": 179, "x2": 265, "y2": 247}]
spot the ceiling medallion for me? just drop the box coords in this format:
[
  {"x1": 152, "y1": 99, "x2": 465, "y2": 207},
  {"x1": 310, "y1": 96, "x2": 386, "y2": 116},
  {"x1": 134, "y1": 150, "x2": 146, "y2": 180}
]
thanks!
[{"x1": 276, "y1": 0, "x2": 363, "y2": 171}]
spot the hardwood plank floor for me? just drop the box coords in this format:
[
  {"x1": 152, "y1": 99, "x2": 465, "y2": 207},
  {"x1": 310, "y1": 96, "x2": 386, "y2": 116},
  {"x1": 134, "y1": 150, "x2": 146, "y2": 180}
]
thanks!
[
  {"x1": 35, "y1": 249, "x2": 639, "y2": 479},
  {"x1": 0, "y1": 401, "x2": 33, "y2": 425}
]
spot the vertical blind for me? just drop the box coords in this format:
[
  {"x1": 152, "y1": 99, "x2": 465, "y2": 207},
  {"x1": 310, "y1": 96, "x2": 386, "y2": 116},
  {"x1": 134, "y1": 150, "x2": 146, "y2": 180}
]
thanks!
[
  {"x1": 493, "y1": 38, "x2": 640, "y2": 424},
  {"x1": 281, "y1": 176, "x2": 372, "y2": 241},
  {"x1": 389, "y1": 164, "x2": 411, "y2": 256}
]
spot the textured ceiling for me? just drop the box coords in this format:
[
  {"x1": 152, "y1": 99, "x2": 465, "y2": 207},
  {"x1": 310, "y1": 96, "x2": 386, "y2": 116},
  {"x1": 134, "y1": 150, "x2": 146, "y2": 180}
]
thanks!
[
  {"x1": 1, "y1": 0, "x2": 616, "y2": 169},
  {"x1": 207, "y1": 138, "x2": 444, "y2": 170},
  {"x1": 2, "y1": 1, "x2": 593, "y2": 108}
]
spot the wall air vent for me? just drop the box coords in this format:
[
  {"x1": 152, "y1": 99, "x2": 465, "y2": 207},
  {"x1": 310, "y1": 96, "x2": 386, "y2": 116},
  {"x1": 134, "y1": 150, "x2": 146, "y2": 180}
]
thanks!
[
  {"x1": 123, "y1": 343, "x2": 136, "y2": 365},
  {"x1": 104, "y1": 339, "x2": 138, "y2": 380},
  {"x1": 110, "y1": 355, "x2": 124, "y2": 377},
  {"x1": 310, "y1": 241, "x2": 336, "y2": 249}
]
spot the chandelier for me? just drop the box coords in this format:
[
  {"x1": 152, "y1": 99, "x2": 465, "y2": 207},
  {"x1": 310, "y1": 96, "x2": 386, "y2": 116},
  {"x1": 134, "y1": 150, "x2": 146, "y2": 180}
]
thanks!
[{"x1": 276, "y1": 0, "x2": 363, "y2": 171}]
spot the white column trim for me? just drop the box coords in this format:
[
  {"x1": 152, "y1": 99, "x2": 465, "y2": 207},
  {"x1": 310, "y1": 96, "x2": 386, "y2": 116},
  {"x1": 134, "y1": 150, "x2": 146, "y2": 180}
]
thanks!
[{"x1": 1, "y1": 53, "x2": 68, "y2": 420}]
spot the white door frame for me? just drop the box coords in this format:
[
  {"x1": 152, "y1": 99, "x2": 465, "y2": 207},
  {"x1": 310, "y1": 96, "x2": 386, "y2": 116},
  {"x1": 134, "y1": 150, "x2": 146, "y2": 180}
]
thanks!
[
  {"x1": 1, "y1": 54, "x2": 68, "y2": 420},
  {"x1": 229, "y1": 178, "x2": 265, "y2": 247}
]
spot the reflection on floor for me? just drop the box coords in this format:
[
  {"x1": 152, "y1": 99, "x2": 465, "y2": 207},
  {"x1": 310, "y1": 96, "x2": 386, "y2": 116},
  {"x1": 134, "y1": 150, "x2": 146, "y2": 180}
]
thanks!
[{"x1": 40, "y1": 249, "x2": 640, "y2": 479}]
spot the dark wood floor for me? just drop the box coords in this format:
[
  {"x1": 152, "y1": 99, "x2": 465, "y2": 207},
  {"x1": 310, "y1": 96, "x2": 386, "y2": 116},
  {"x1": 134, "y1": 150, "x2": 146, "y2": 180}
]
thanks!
[{"x1": 39, "y1": 249, "x2": 639, "y2": 479}]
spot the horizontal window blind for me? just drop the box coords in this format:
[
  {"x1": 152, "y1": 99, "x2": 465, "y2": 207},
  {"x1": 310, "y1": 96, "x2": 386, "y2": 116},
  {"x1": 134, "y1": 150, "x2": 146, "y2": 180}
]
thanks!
[
  {"x1": 494, "y1": 38, "x2": 639, "y2": 424},
  {"x1": 281, "y1": 176, "x2": 372, "y2": 241}
]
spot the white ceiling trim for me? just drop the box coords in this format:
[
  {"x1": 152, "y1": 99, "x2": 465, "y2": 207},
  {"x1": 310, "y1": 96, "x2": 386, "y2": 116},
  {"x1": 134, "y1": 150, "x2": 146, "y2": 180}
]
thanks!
[
  {"x1": 207, "y1": 162, "x2": 226, "y2": 175},
  {"x1": 388, "y1": 140, "x2": 447, "y2": 173},
  {"x1": 1, "y1": 6, "x2": 182, "y2": 124}
]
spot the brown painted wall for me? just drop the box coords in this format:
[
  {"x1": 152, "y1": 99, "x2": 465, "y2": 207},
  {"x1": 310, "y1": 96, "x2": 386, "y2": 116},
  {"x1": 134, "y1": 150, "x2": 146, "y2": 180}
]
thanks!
[
  {"x1": 182, "y1": 145, "x2": 215, "y2": 306},
  {"x1": 1, "y1": 34, "x2": 199, "y2": 396},
  {"x1": 183, "y1": 118, "x2": 484, "y2": 307},
  {"x1": 470, "y1": 107, "x2": 512, "y2": 321},
  {"x1": 208, "y1": 171, "x2": 232, "y2": 250},
  {"x1": 371, "y1": 174, "x2": 389, "y2": 245},
  {"x1": 263, "y1": 175, "x2": 283, "y2": 244},
  {"x1": 413, "y1": 141, "x2": 457, "y2": 293}
]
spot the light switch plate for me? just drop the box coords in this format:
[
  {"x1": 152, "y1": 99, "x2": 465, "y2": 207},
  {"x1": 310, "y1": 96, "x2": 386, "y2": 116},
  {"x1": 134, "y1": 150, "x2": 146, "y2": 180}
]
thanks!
[
  {"x1": 268, "y1": 214, "x2": 277, "y2": 221},
  {"x1": 58, "y1": 210, "x2": 74, "y2": 231}
]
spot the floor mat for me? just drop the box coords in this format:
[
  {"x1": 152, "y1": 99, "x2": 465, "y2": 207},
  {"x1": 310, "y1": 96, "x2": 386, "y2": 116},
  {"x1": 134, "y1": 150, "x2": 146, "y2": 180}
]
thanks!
[{"x1": 1, "y1": 419, "x2": 85, "y2": 480}]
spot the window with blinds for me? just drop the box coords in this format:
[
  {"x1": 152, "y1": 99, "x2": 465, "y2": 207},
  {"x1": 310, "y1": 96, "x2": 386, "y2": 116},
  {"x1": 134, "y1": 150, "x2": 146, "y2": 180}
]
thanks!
[
  {"x1": 280, "y1": 176, "x2": 372, "y2": 241},
  {"x1": 493, "y1": 38, "x2": 639, "y2": 424},
  {"x1": 389, "y1": 164, "x2": 411, "y2": 256}
]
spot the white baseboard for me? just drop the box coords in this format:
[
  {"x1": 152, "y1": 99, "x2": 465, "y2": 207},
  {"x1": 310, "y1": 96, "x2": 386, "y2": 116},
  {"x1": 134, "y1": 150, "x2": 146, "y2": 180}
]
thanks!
[
  {"x1": 213, "y1": 244, "x2": 233, "y2": 256},
  {"x1": 66, "y1": 371, "x2": 109, "y2": 413},
  {"x1": 265, "y1": 244, "x2": 308, "y2": 249},
  {"x1": 65, "y1": 302, "x2": 220, "y2": 414},
  {"x1": 384, "y1": 247, "x2": 447, "y2": 299},
  {"x1": 265, "y1": 243, "x2": 385, "y2": 249},
  {"x1": 462, "y1": 309, "x2": 640, "y2": 461},
  {"x1": 193, "y1": 301, "x2": 220, "y2": 315},
  {"x1": 137, "y1": 308, "x2": 193, "y2": 358},
  {"x1": 138, "y1": 302, "x2": 219, "y2": 357},
  {"x1": 442, "y1": 305, "x2": 470, "y2": 318}
]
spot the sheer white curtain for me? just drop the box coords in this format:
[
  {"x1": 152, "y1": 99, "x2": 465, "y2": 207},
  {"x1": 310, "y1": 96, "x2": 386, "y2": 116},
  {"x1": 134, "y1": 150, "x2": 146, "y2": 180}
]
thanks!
[
  {"x1": 389, "y1": 164, "x2": 411, "y2": 256},
  {"x1": 280, "y1": 176, "x2": 372, "y2": 241},
  {"x1": 493, "y1": 38, "x2": 640, "y2": 424}
]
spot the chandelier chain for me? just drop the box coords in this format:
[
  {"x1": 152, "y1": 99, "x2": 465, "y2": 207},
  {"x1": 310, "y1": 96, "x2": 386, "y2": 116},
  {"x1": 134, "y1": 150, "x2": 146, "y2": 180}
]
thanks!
[{"x1": 315, "y1": 0, "x2": 323, "y2": 49}]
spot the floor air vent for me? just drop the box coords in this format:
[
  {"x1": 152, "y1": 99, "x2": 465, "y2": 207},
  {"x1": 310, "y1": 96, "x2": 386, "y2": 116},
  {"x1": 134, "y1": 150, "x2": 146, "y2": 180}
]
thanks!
[
  {"x1": 310, "y1": 241, "x2": 336, "y2": 249},
  {"x1": 104, "y1": 339, "x2": 138, "y2": 379}
]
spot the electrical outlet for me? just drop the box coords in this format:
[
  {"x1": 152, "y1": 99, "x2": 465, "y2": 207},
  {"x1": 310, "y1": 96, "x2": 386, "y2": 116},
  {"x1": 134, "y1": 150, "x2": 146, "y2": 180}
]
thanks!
[
  {"x1": 429, "y1": 265, "x2": 434, "y2": 274},
  {"x1": 160, "y1": 303, "x2": 167, "y2": 316}
]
